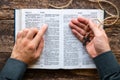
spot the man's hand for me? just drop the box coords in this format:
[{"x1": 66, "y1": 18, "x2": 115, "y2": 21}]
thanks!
[
  {"x1": 69, "y1": 17, "x2": 111, "y2": 58},
  {"x1": 11, "y1": 24, "x2": 48, "y2": 65}
]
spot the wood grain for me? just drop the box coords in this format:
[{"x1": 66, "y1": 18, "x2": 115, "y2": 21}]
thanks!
[
  {"x1": 0, "y1": 0, "x2": 120, "y2": 80},
  {"x1": 0, "y1": 20, "x2": 14, "y2": 52}
]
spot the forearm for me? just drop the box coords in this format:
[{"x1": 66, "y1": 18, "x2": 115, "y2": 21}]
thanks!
[
  {"x1": 0, "y1": 58, "x2": 27, "y2": 80},
  {"x1": 93, "y1": 51, "x2": 120, "y2": 80}
]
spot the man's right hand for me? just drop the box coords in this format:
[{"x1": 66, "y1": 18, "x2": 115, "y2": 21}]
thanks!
[
  {"x1": 69, "y1": 17, "x2": 111, "y2": 58},
  {"x1": 11, "y1": 24, "x2": 48, "y2": 65}
]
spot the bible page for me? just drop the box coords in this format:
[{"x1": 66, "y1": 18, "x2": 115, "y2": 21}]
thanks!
[
  {"x1": 16, "y1": 9, "x2": 63, "y2": 69},
  {"x1": 62, "y1": 9, "x2": 104, "y2": 69}
]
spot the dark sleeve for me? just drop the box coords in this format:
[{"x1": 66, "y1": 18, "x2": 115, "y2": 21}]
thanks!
[
  {"x1": 0, "y1": 58, "x2": 27, "y2": 80},
  {"x1": 93, "y1": 51, "x2": 120, "y2": 80}
]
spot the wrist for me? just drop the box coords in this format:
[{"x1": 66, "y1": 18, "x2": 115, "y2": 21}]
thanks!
[
  {"x1": 97, "y1": 47, "x2": 111, "y2": 57},
  {"x1": 10, "y1": 54, "x2": 29, "y2": 65},
  {"x1": 10, "y1": 56, "x2": 26, "y2": 65},
  {"x1": 10, "y1": 51, "x2": 32, "y2": 65},
  {"x1": 9, "y1": 58, "x2": 28, "y2": 66},
  {"x1": 91, "y1": 45, "x2": 111, "y2": 58},
  {"x1": 89, "y1": 48, "x2": 111, "y2": 58},
  {"x1": 93, "y1": 49, "x2": 111, "y2": 58}
]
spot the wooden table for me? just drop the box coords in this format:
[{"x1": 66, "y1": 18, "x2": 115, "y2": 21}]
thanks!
[{"x1": 0, "y1": 0, "x2": 120, "y2": 80}]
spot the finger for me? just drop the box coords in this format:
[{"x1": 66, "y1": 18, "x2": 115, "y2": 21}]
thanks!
[
  {"x1": 78, "y1": 16, "x2": 89, "y2": 25},
  {"x1": 36, "y1": 37, "x2": 44, "y2": 58},
  {"x1": 100, "y1": 28, "x2": 108, "y2": 38},
  {"x1": 26, "y1": 28, "x2": 38, "y2": 39},
  {"x1": 88, "y1": 20, "x2": 101, "y2": 36},
  {"x1": 72, "y1": 29, "x2": 84, "y2": 42},
  {"x1": 16, "y1": 30, "x2": 23, "y2": 44},
  {"x1": 32, "y1": 24, "x2": 48, "y2": 47},
  {"x1": 17, "y1": 31, "x2": 23, "y2": 39},
  {"x1": 22, "y1": 28, "x2": 29, "y2": 38},
  {"x1": 71, "y1": 18, "x2": 88, "y2": 31},
  {"x1": 69, "y1": 21, "x2": 86, "y2": 36}
]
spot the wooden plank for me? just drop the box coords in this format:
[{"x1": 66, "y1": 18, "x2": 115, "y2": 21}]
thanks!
[
  {"x1": 105, "y1": 19, "x2": 120, "y2": 26},
  {"x1": 23, "y1": 69, "x2": 99, "y2": 80},
  {"x1": 105, "y1": 25, "x2": 120, "y2": 52},
  {"x1": 0, "y1": 0, "x2": 48, "y2": 9},
  {"x1": 0, "y1": 52, "x2": 10, "y2": 69},
  {"x1": 105, "y1": 24, "x2": 120, "y2": 62},
  {"x1": 0, "y1": 10, "x2": 14, "y2": 20},
  {"x1": 0, "y1": 0, "x2": 120, "y2": 10},
  {"x1": 0, "y1": 20, "x2": 14, "y2": 52}
]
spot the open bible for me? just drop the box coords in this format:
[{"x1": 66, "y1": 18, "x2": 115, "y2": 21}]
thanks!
[{"x1": 15, "y1": 9, "x2": 104, "y2": 69}]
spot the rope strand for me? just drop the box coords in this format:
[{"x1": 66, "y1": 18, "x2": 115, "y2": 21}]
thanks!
[
  {"x1": 89, "y1": 0, "x2": 119, "y2": 26},
  {"x1": 49, "y1": 0, "x2": 73, "y2": 9}
]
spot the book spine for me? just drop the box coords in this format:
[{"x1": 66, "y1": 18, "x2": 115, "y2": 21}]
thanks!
[{"x1": 14, "y1": 9, "x2": 16, "y2": 43}]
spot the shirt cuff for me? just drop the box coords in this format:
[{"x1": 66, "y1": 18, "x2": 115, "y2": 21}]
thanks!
[
  {"x1": 0, "y1": 58, "x2": 27, "y2": 80},
  {"x1": 93, "y1": 51, "x2": 120, "y2": 77}
]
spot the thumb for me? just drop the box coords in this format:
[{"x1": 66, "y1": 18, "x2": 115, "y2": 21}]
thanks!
[{"x1": 88, "y1": 20, "x2": 101, "y2": 36}]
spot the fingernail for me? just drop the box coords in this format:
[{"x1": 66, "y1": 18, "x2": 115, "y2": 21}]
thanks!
[{"x1": 42, "y1": 24, "x2": 48, "y2": 27}]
